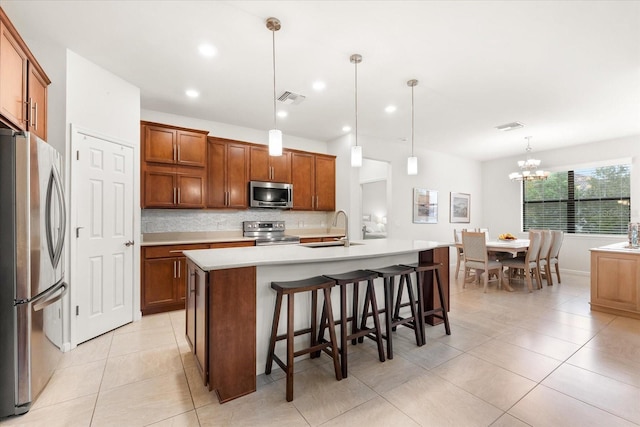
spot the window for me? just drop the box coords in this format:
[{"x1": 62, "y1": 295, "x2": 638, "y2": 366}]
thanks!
[{"x1": 523, "y1": 164, "x2": 631, "y2": 235}]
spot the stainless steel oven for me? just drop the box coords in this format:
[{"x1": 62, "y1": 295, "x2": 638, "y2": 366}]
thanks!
[{"x1": 243, "y1": 221, "x2": 300, "y2": 245}]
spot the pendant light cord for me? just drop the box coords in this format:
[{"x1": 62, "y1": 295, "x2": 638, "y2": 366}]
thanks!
[
  {"x1": 354, "y1": 59, "x2": 358, "y2": 148},
  {"x1": 272, "y1": 28, "x2": 277, "y2": 130},
  {"x1": 411, "y1": 84, "x2": 415, "y2": 157}
]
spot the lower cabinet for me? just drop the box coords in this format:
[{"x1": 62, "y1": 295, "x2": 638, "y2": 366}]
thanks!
[
  {"x1": 591, "y1": 249, "x2": 640, "y2": 319},
  {"x1": 142, "y1": 241, "x2": 254, "y2": 316},
  {"x1": 185, "y1": 262, "x2": 257, "y2": 403}
]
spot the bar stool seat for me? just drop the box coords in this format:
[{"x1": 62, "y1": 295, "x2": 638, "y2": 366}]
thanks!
[
  {"x1": 265, "y1": 276, "x2": 342, "y2": 402},
  {"x1": 402, "y1": 262, "x2": 451, "y2": 339},
  {"x1": 366, "y1": 265, "x2": 423, "y2": 359},
  {"x1": 317, "y1": 270, "x2": 385, "y2": 378}
]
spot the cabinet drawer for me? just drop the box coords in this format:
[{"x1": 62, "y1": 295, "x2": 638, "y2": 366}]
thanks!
[
  {"x1": 209, "y1": 241, "x2": 255, "y2": 249},
  {"x1": 144, "y1": 244, "x2": 210, "y2": 259}
]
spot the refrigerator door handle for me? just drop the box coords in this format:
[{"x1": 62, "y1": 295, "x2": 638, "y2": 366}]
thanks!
[
  {"x1": 45, "y1": 166, "x2": 66, "y2": 268},
  {"x1": 31, "y1": 280, "x2": 67, "y2": 312}
]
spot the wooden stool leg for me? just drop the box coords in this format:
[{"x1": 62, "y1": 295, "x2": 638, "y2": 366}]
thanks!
[
  {"x1": 310, "y1": 289, "x2": 318, "y2": 350},
  {"x1": 351, "y1": 282, "x2": 359, "y2": 345},
  {"x1": 367, "y1": 278, "x2": 386, "y2": 363},
  {"x1": 435, "y1": 268, "x2": 451, "y2": 335},
  {"x1": 415, "y1": 270, "x2": 426, "y2": 345},
  {"x1": 340, "y1": 283, "x2": 349, "y2": 378},
  {"x1": 265, "y1": 292, "x2": 283, "y2": 375},
  {"x1": 404, "y1": 273, "x2": 423, "y2": 346},
  {"x1": 286, "y1": 293, "x2": 295, "y2": 402},
  {"x1": 359, "y1": 288, "x2": 371, "y2": 344},
  {"x1": 384, "y1": 277, "x2": 394, "y2": 359},
  {"x1": 322, "y1": 288, "x2": 343, "y2": 381},
  {"x1": 392, "y1": 276, "x2": 405, "y2": 330}
]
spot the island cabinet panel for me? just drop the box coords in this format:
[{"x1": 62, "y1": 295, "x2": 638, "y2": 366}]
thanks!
[
  {"x1": 249, "y1": 145, "x2": 291, "y2": 183},
  {"x1": 419, "y1": 246, "x2": 450, "y2": 325},
  {"x1": 591, "y1": 249, "x2": 640, "y2": 319},
  {"x1": 208, "y1": 266, "x2": 257, "y2": 403},
  {"x1": 207, "y1": 137, "x2": 250, "y2": 209}
]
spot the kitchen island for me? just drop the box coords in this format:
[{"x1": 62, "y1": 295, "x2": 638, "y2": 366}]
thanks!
[
  {"x1": 183, "y1": 239, "x2": 450, "y2": 403},
  {"x1": 590, "y1": 242, "x2": 640, "y2": 320}
]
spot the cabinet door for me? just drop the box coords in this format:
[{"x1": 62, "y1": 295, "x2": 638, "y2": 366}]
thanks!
[
  {"x1": 27, "y1": 63, "x2": 47, "y2": 140},
  {"x1": 143, "y1": 257, "x2": 178, "y2": 310},
  {"x1": 249, "y1": 145, "x2": 270, "y2": 182},
  {"x1": 291, "y1": 152, "x2": 314, "y2": 210},
  {"x1": 144, "y1": 167, "x2": 176, "y2": 208},
  {"x1": 207, "y1": 139, "x2": 227, "y2": 208},
  {"x1": 144, "y1": 125, "x2": 176, "y2": 164},
  {"x1": 195, "y1": 266, "x2": 208, "y2": 381},
  {"x1": 226, "y1": 142, "x2": 249, "y2": 208},
  {"x1": 0, "y1": 22, "x2": 27, "y2": 130},
  {"x1": 271, "y1": 151, "x2": 291, "y2": 183},
  {"x1": 177, "y1": 130, "x2": 206, "y2": 167},
  {"x1": 314, "y1": 155, "x2": 336, "y2": 211},
  {"x1": 185, "y1": 261, "x2": 196, "y2": 350},
  {"x1": 176, "y1": 169, "x2": 206, "y2": 208}
]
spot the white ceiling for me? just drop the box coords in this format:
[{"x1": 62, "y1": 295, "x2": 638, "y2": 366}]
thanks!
[{"x1": 3, "y1": 0, "x2": 639, "y2": 161}]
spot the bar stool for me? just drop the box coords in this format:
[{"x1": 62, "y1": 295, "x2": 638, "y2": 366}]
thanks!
[
  {"x1": 317, "y1": 270, "x2": 385, "y2": 378},
  {"x1": 366, "y1": 265, "x2": 423, "y2": 359},
  {"x1": 265, "y1": 276, "x2": 342, "y2": 402},
  {"x1": 402, "y1": 262, "x2": 451, "y2": 340}
]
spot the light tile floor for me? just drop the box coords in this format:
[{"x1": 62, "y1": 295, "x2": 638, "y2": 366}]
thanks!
[{"x1": 2, "y1": 270, "x2": 640, "y2": 426}]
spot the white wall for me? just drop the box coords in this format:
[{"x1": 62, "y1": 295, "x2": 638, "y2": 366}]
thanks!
[{"x1": 483, "y1": 134, "x2": 640, "y2": 274}]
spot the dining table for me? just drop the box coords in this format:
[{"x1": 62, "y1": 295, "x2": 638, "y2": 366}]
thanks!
[{"x1": 456, "y1": 239, "x2": 531, "y2": 291}]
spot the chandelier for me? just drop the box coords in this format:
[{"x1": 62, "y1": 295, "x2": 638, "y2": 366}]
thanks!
[{"x1": 508, "y1": 136, "x2": 550, "y2": 181}]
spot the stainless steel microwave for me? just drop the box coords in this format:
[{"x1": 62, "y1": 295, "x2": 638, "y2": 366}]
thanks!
[{"x1": 249, "y1": 181, "x2": 293, "y2": 209}]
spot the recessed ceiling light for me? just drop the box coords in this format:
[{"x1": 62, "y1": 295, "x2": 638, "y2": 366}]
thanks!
[
  {"x1": 198, "y1": 43, "x2": 217, "y2": 57},
  {"x1": 277, "y1": 111, "x2": 288, "y2": 118},
  {"x1": 185, "y1": 89, "x2": 199, "y2": 98},
  {"x1": 342, "y1": 126, "x2": 351, "y2": 132},
  {"x1": 385, "y1": 105, "x2": 397, "y2": 113},
  {"x1": 496, "y1": 121, "x2": 525, "y2": 131},
  {"x1": 312, "y1": 81, "x2": 326, "y2": 91}
]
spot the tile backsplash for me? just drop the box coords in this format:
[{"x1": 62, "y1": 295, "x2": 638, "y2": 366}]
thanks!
[{"x1": 142, "y1": 209, "x2": 334, "y2": 233}]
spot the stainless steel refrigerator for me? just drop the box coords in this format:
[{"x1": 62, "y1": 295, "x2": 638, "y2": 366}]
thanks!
[{"x1": 0, "y1": 129, "x2": 67, "y2": 417}]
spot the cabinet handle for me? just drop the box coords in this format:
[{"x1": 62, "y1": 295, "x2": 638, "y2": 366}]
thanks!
[
  {"x1": 316, "y1": 196, "x2": 319, "y2": 208},
  {"x1": 177, "y1": 260, "x2": 181, "y2": 278},
  {"x1": 177, "y1": 188, "x2": 181, "y2": 204},
  {"x1": 169, "y1": 250, "x2": 183, "y2": 253},
  {"x1": 173, "y1": 145, "x2": 177, "y2": 162},
  {"x1": 177, "y1": 144, "x2": 181, "y2": 162},
  {"x1": 33, "y1": 101, "x2": 38, "y2": 130},
  {"x1": 173, "y1": 188, "x2": 177, "y2": 205},
  {"x1": 173, "y1": 260, "x2": 177, "y2": 278}
]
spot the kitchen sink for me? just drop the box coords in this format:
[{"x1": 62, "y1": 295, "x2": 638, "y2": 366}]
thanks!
[{"x1": 299, "y1": 241, "x2": 365, "y2": 248}]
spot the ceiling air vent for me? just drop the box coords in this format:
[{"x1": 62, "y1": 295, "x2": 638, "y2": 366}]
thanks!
[
  {"x1": 278, "y1": 91, "x2": 306, "y2": 105},
  {"x1": 495, "y1": 121, "x2": 525, "y2": 132}
]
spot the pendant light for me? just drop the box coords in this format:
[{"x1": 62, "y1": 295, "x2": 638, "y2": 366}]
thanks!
[
  {"x1": 407, "y1": 79, "x2": 419, "y2": 175},
  {"x1": 266, "y1": 17, "x2": 282, "y2": 156},
  {"x1": 508, "y1": 136, "x2": 550, "y2": 181},
  {"x1": 350, "y1": 54, "x2": 362, "y2": 167}
]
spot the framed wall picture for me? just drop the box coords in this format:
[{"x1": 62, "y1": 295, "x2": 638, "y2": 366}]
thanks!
[
  {"x1": 413, "y1": 188, "x2": 438, "y2": 224},
  {"x1": 450, "y1": 192, "x2": 470, "y2": 223}
]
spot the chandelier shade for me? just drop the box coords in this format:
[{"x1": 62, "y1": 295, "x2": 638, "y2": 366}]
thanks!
[{"x1": 509, "y1": 136, "x2": 549, "y2": 181}]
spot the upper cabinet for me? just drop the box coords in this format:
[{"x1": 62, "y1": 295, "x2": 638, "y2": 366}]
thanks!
[
  {"x1": 249, "y1": 145, "x2": 291, "y2": 183},
  {"x1": 291, "y1": 152, "x2": 336, "y2": 211},
  {"x1": 207, "y1": 137, "x2": 250, "y2": 209},
  {"x1": 0, "y1": 8, "x2": 50, "y2": 140},
  {"x1": 141, "y1": 122, "x2": 209, "y2": 209},
  {"x1": 143, "y1": 122, "x2": 207, "y2": 168}
]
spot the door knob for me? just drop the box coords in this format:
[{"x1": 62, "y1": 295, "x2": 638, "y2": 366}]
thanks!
[{"x1": 124, "y1": 240, "x2": 135, "y2": 247}]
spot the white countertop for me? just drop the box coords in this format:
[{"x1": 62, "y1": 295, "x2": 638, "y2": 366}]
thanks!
[
  {"x1": 183, "y1": 238, "x2": 450, "y2": 271},
  {"x1": 590, "y1": 241, "x2": 640, "y2": 253}
]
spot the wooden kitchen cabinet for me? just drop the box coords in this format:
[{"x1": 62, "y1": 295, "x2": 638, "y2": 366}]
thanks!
[
  {"x1": 141, "y1": 122, "x2": 209, "y2": 208},
  {"x1": 142, "y1": 244, "x2": 209, "y2": 315},
  {"x1": 590, "y1": 247, "x2": 640, "y2": 319},
  {"x1": 143, "y1": 164, "x2": 206, "y2": 208},
  {"x1": 144, "y1": 241, "x2": 254, "y2": 316},
  {"x1": 249, "y1": 145, "x2": 291, "y2": 183},
  {"x1": 207, "y1": 137, "x2": 250, "y2": 209},
  {"x1": 291, "y1": 152, "x2": 336, "y2": 211},
  {"x1": 0, "y1": 9, "x2": 50, "y2": 139}
]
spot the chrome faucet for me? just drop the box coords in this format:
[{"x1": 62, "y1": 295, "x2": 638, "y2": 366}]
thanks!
[{"x1": 333, "y1": 210, "x2": 349, "y2": 247}]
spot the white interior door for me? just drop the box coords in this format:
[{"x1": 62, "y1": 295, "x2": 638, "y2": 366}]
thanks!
[{"x1": 74, "y1": 132, "x2": 134, "y2": 343}]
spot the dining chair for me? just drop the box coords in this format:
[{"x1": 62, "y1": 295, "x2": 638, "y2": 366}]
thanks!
[
  {"x1": 461, "y1": 231, "x2": 504, "y2": 293},
  {"x1": 537, "y1": 230, "x2": 553, "y2": 286},
  {"x1": 476, "y1": 228, "x2": 490, "y2": 241},
  {"x1": 453, "y1": 228, "x2": 471, "y2": 280},
  {"x1": 546, "y1": 230, "x2": 564, "y2": 285},
  {"x1": 502, "y1": 231, "x2": 542, "y2": 292}
]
